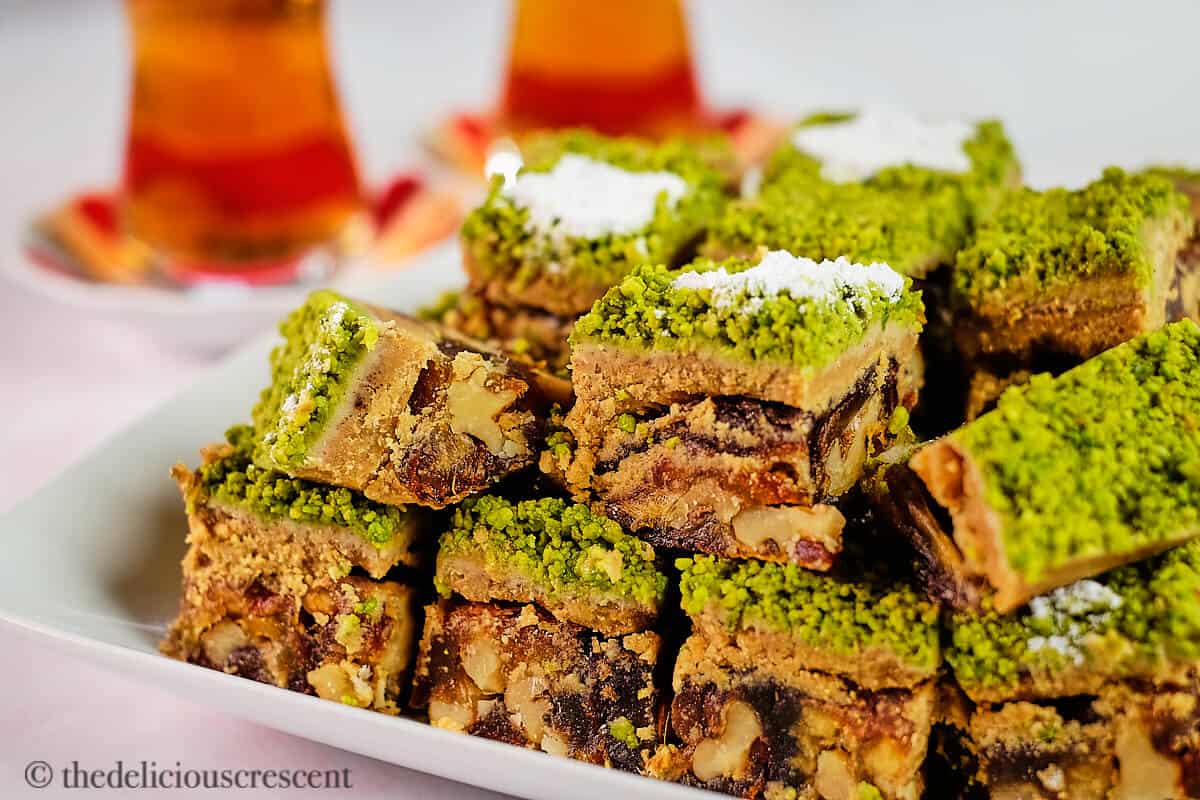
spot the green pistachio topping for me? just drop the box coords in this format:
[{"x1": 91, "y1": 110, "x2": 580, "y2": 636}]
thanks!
[
  {"x1": 677, "y1": 555, "x2": 940, "y2": 671},
  {"x1": 252, "y1": 290, "x2": 381, "y2": 468},
  {"x1": 706, "y1": 176, "x2": 971, "y2": 278},
  {"x1": 437, "y1": 495, "x2": 667, "y2": 607},
  {"x1": 856, "y1": 784, "x2": 884, "y2": 800},
  {"x1": 198, "y1": 426, "x2": 413, "y2": 548},
  {"x1": 948, "y1": 540, "x2": 1200, "y2": 691},
  {"x1": 416, "y1": 289, "x2": 461, "y2": 323},
  {"x1": 764, "y1": 114, "x2": 1017, "y2": 194},
  {"x1": 954, "y1": 167, "x2": 1191, "y2": 303},
  {"x1": 460, "y1": 129, "x2": 727, "y2": 294},
  {"x1": 571, "y1": 253, "x2": 924, "y2": 371},
  {"x1": 954, "y1": 321, "x2": 1200, "y2": 583},
  {"x1": 1142, "y1": 165, "x2": 1200, "y2": 184},
  {"x1": 607, "y1": 717, "x2": 639, "y2": 749}
]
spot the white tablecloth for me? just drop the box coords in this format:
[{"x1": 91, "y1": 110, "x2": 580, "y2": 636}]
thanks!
[{"x1": 3, "y1": 1, "x2": 1198, "y2": 797}]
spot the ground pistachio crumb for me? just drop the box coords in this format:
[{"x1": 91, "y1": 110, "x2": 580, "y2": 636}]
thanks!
[
  {"x1": 706, "y1": 173, "x2": 971, "y2": 279},
  {"x1": 198, "y1": 425, "x2": 414, "y2": 549},
  {"x1": 953, "y1": 167, "x2": 1191, "y2": 303},
  {"x1": 571, "y1": 254, "x2": 924, "y2": 371},
  {"x1": 856, "y1": 783, "x2": 884, "y2": 800},
  {"x1": 461, "y1": 129, "x2": 728, "y2": 294},
  {"x1": 438, "y1": 495, "x2": 667, "y2": 607},
  {"x1": 947, "y1": 539, "x2": 1200, "y2": 692},
  {"x1": 608, "y1": 716, "x2": 639, "y2": 749},
  {"x1": 677, "y1": 555, "x2": 939, "y2": 671},
  {"x1": 954, "y1": 320, "x2": 1200, "y2": 584},
  {"x1": 251, "y1": 290, "x2": 381, "y2": 467}
]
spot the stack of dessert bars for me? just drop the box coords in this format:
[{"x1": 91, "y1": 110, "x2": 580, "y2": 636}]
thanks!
[
  {"x1": 163, "y1": 289, "x2": 569, "y2": 711},
  {"x1": 440, "y1": 129, "x2": 728, "y2": 372},
  {"x1": 161, "y1": 119, "x2": 1200, "y2": 799}
]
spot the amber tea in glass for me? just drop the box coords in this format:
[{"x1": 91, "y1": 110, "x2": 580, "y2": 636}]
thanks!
[
  {"x1": 501, "y1": 0, "x2": 702, "y2": 136},
  {"x1": 122, "y1": 0, "x2": 362, "y2": 272}
]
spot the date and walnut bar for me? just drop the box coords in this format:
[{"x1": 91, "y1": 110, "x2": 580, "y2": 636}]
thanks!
[
  {"x1": 251, "y1": 290, "x2": 569, "y2": 509},
  {"x1": 460, "y1": 129, "x2": 728, "y2": 318},
  {"x1": 952, "y1": 168, "x2": 1194, "y2": 371},
  {"x1": 557, "y1": 250, "x2": 924, "y2": 569},
  {"x1": 410, "y1": 600, "x2": 662, "y2": 773},
  {"x1": 939, "y1": 541, "x2": 1200, "y2": 799},
  {"x1": 161, "y1": 431, "x2": 425, "y2": 711},
  {"x1": 902, "y1": 321, "x2": 1200, "y2": 612},
  {"x1": 649, "y1": 556, "x2": 941, "y2": 800},
  {"x1": 433, "y1": 494, "x2": 667, "y2": 636}
]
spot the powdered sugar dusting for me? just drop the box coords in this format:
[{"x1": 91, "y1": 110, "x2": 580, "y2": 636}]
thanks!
[
  {"x1": 792, "y1": 107, "x2": 973, "y2": 183},
  {"x1": 504, "y1": 154, "x2": 688, "y2": 240},
  {"x1": 1025, "y1": 579, "x2": 1124, "y2": 665},
  {"x1": 670, "y1": 250, "x2": 905, "y2": 312}
]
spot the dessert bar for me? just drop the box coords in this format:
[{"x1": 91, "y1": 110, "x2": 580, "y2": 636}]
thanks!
[
  {"x1": 952, "y1": 168, "x2": 1194, "y2": 370},
  {"x1": 939, "y1": 542, "x2": 1200, "y2": 798},
  {"x1": 760, "y1": 108, "x2": 1020, "y2": 200},
  {"x1": 651, "y1": 556, "x2": 940, "y2": 799},
  {"x1": 907, "y1": 321, "x2": 1200, "y2": 612},
  {"x1": 560, "y1": 250, "x2": 924, "y2": 568},
  {"x1": 252, "y1": 290, "x2": 569, "y2": 508},
  {"x1": 702, "y1": 174, "x2": 971, "y2": 282},
  {"x1": 433, "y1": 494, "x2": 667, "y2": 636},
  {"x1": 460, "y1": 129, "x2": 728, "y2": 317},
  {"x1": 411, "y1": 600, "x2": 662, "y2": 773},
  {"x1": 162, "y1": 434, "x2": 425, "y2": 711},
  {"x1": 172, "y1": 425, "x2": 427, "y2": 579}
]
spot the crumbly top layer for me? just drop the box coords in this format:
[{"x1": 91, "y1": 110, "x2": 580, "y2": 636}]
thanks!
[
  {"x1": 791, "y1": 106, "x2": 973, "y2": 182},
  {"x1": 461, "y1": 130, "x2": 727, "y2": 287},
  {"x1": 677, "y1": 555, "x2": 940, "y2": 671},
  {"x1": 948, "y1": 540, "x2": 1200, "y2": 691},
  {"x1": 198, "y1": 426, "x2": 412, "y2": 548},
  {"x1": 570, "y1": 251, "x2": 924, "y2": 370},
  {"x1": 705, "y1": 175, "x2": 971, "y2": 278},
  {"x1": 437, "y1": 494, "x2": 667, "y2": 607},
  {"x1": 501, "y1": 153, "x2": 688, "y2": 240},
  {"x1": 251, "y1": 290, "x2": 380, "y2": 467},
  {"x1": 955, "y1": 321, "x2": 1200, "y2": 584},
  {"x1": 764, "y1": 114, "x2": 1017, "y2": 194},
  {"x1": 953, "y1": 167, "x2": 1191, "y2": 302}
]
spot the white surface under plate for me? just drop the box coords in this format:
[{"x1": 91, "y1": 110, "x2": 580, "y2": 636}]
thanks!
[{"x1": 0, "y1": 247, "x2": 719, "y2": 800}]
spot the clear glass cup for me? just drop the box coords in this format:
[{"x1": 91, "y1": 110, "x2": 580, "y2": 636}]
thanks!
[{"x1": 122, "y1": 0, "x2": 362, "y2": 277}]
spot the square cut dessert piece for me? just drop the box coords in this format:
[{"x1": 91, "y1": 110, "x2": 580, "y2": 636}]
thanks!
[
  {"x1": 171, "y1": 425, "x2": 428, "y2": 580},
  {"x1": 649, "y1": 556, "x2": 940, "y2": 799},
  {"x1": 434, "y1": 494, "x2": 666, "y2": 636},
  {"x1": 951, "y1": 168, "x2": 1194, "y2": 371},
  {"x1": 251, "y1": 289, "x2": 570, "y2": 509},
  {"x1": 460, "y1": 129, "x2": 728, "y2": 318},
  {"x1": 760, "y1": 108, "x2": 1021, "y2": 199},
  {"x1": 938, "y1": 542, "x2": 1200, "y2": 799},
  {"x1": 410, "y1": 600, "x2": 662, "y2": 774},
  {"x1": 906, "y1": 321, "x2": 1200, "y2": 613},
  {"x1": 162, "y1": 532, "x2": 419, "y2": 714},
  {"x1": 560, "y1": 250, "x2": 925, "y2": 568}
]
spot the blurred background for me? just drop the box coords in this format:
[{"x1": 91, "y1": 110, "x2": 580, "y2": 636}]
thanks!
[{"x1": 0, "y1": 2, "x2": 1197, "y2": 797}]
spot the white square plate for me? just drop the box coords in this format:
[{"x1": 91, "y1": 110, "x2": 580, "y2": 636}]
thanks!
[{"x1": 0, "y1": 244, "x2": 718, "y2": 800}]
